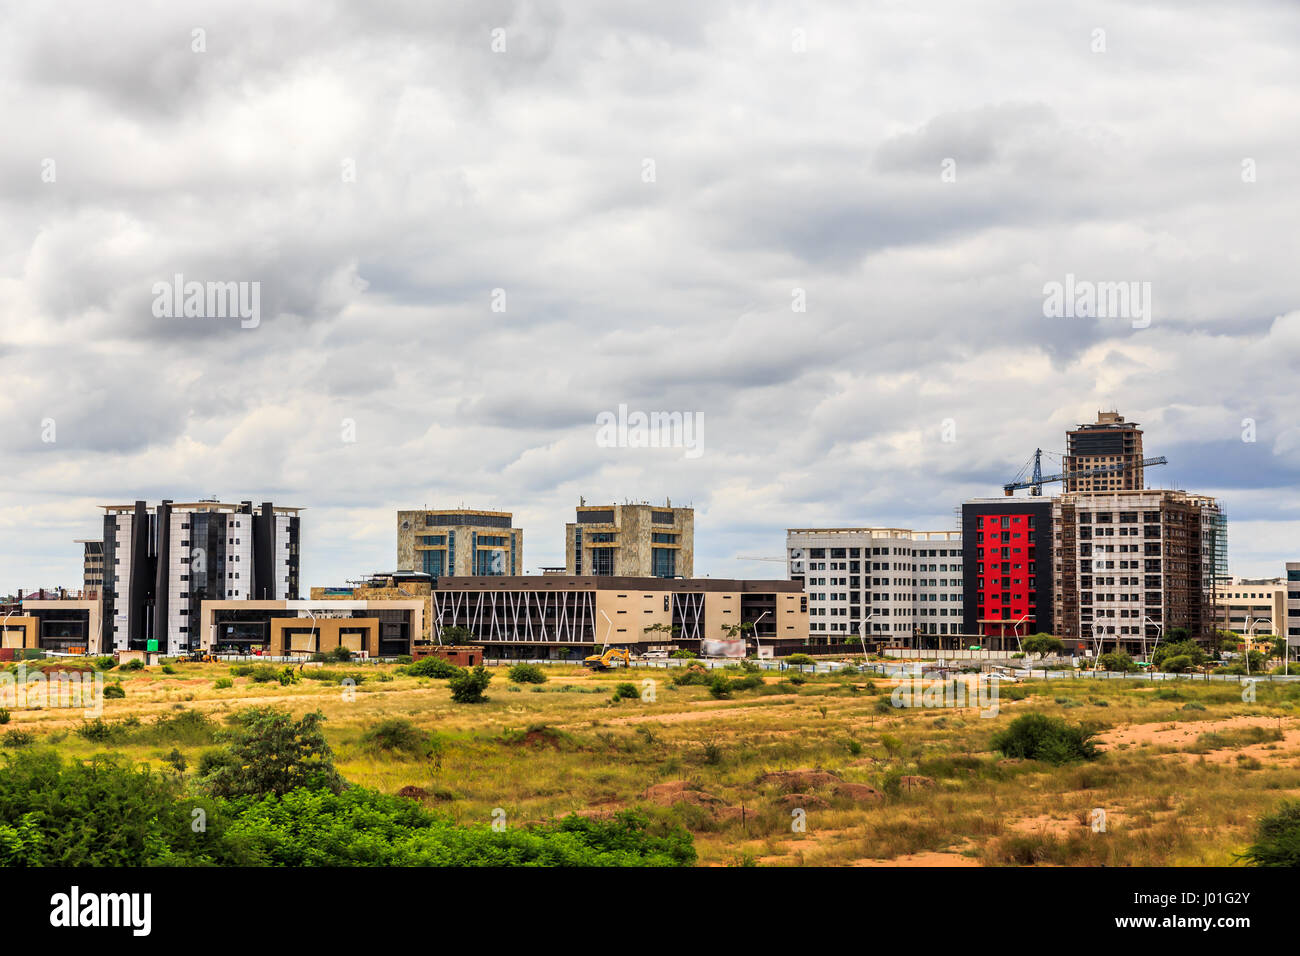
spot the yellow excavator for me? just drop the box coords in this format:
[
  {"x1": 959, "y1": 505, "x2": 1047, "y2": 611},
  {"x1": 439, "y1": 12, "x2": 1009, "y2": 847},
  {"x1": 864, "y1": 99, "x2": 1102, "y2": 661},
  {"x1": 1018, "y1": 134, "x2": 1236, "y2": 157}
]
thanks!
[{"x1": 583, "y1": 648, "x2": 632, "y2": 671}]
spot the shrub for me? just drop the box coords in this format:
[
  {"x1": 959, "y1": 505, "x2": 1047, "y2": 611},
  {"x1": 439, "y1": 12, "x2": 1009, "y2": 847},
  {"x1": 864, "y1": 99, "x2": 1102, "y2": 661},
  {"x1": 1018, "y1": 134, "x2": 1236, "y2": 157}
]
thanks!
[
  {"x1": 508, "y1": 663, "x2": 548, "y2": 685},
  {"x1": 200, "y1": 707, "x2": 342, "y2": 798},
  {"x1": 1, "y1": 730, "x2": 34, "y2": 748},
  {"x1": 1162, "y1": 654, "x2": 1194, "y2": 673},
  {"x1": 669, "y1": 649, "x2": 697, "y2": 659},
  {"x1": 120, "y1": 660, "x2": 144, "y2": 672},
  {"x1": 161, "y1": 664, "x2": 177, "y2": 675},
  {"x1": 278, "y1": 667, "x2": 300, "y2": 686},
  {"x1": 1242, "y1": 800, "x2": 1300, "y2": 866},
  {"x1": 448, "y1": 665, "x2": 492, "y2": 704},
  {"x1": 362, "y1": 718, "x2": 431, "y2": 756},
  {"x1": 708, "y1": 675, "x2": 733, "y2": 700},
  {"x1": 785, "y1": 654, "x2": 815, "y2": 666},
  {"x1": 612, "y1": 683, "x2": 640, "y2": 702},
  {"x1": 403, "y1": 656, "x2": 463, "y2": 679},
  {"x1": 1097, "y1": 650, "x2": 1135, "y2": 672},
  {"x1": 1153, "y1": 640, "x2": 1206, "y2": 669},
  {"x1": 991, "y1": 713, "x2": 1099, "y2": 765},
  {"x1": 93, "y1": 656, "x2": 116, "y2": 671},
  {"x1": 395, "y1": 655, "x2": 413, "y2": 665},
  {"x1": 213, "y1": 677, "x2": 233, "y2": 689},
  {"x1": 76, "y1": 719, "x2": 123, "y2": 743},
  {"x1": 103, "y1": 683, "x2": 126, "y2": 699},
  {"x1": 0, "y1": 710, "x2": 9, "y2": 725},
  {"x1": 671, "y1": 667, "x2": 712, "y2": 687}
]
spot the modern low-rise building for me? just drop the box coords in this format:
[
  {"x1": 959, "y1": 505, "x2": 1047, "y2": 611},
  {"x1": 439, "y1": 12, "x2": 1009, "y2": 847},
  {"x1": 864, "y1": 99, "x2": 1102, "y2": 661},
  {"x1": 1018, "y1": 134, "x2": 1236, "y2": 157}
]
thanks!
[
  {"x1": 1211, "y1": 577, "x2": 1286, "y2": 639},
  {"x1": 1, "y1": 590, "x2": 102, "y2": 654},
  {"x1": 787, "y1": 528, "x2": 963, "y2": 647},
  {"x1": 100, "y1": 499, "x2": 302, "y2": 654},
  {"x1": 397, "y1": 509, "x2": 522, "y2": 579},
  {"x1": 198, "y1": 597, "x2": 423, "y2": 658},
  {"x1": 430, "y1": 575, "x2": 803, "y2": 658},
  {"x1": 565, "y1": 501, "x2": 693, "y2": 578}
]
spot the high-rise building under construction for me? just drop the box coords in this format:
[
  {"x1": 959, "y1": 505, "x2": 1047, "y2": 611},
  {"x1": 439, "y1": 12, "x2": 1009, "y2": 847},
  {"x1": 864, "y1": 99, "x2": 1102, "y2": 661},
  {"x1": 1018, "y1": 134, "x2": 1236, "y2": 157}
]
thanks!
[{"x1": 1063, "y1": 411, "x2": 1145, "y2": 492}]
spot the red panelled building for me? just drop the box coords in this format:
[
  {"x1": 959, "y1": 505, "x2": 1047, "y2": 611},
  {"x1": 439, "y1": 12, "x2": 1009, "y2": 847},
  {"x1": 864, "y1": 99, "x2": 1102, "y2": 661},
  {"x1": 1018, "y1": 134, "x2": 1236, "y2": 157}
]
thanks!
[{"x1": 961, "y1": 499, "x2": 1055, "y2": 646}]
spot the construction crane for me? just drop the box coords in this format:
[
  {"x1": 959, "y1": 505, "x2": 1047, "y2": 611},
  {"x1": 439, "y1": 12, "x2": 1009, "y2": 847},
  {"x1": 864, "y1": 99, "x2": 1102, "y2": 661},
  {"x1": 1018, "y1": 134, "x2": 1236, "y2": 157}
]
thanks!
[{"x1": 1003, "y1": 448, "x2": 1169, "y2": 496}]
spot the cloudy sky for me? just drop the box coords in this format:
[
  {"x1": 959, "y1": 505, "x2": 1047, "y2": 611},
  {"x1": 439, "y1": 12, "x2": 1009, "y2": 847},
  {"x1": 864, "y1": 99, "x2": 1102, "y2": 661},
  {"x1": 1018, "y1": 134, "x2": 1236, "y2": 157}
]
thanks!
[{"x1": 3, "y1": 0, "x2": 1299, "y2": 595}]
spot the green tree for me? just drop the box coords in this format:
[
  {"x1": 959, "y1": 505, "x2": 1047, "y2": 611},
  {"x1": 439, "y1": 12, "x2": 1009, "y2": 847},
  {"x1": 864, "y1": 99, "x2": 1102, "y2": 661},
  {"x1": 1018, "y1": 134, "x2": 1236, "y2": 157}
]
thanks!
[
  {"x1": 1022, "y1": 633, "x2": 1064, "y2": 657},
  {"x1": 200, "y1": 706, "x2": 342, "y2": 798},
  {"x1": 439, "y1": 625, "x2": 474, "y2": 645}
]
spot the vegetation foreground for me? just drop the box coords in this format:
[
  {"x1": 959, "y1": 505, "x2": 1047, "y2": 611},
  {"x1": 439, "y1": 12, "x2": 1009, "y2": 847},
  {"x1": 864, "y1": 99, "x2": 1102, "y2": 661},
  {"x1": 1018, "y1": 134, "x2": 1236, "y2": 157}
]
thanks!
[{"x1": 3, "y1": 655, "x2": 1300, "y2": 866}]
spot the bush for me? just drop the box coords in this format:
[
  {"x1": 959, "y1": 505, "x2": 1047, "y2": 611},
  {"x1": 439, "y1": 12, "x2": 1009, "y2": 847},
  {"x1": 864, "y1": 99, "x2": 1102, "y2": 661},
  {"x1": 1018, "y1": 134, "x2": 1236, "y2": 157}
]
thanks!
[
  {"x1": 612, "y1": 683, "x2": 640, "y2": 702},
  {"x1": 200, "y1": 707, "x2": 342, "y2": 798},
  {"x1": 0, "y1": 710, "x2": 9, "y2": 725},
  {"x1": 103, "y1": 683, "x2": 126, "y2": 699},
  {"x1": 93, "y1": 656, "x2": 116, "y2": 671},
  {"x1": 120, "y1": 660, "x2": 144, "y2": 672},
  {"x1": 403, "y1": 656, "x2": 464, "y2": 679},
  {"x1": 362, "y1": 718, "x2": 431, "y2": 757},
  {"x1": 1153, "y1": 640, "x2": 1206, "y2": 669},
  {"x1": 991, "y1": 713, "x2": 1099, "y2": 765},
  {"x1": 671, "y1": 667, "x2": 712, "y2": 687},
  {"x1": 669, "y1": 650, "x2": 697, "y2": 659},
  {"x1": 1, "y1": 730, "x2": 34, "y2": 749},
  {"x1": 1162, "y1": 654, "x2": 1194, "y2": 673},
  {"x1": 785, "y1": 654, "x2": 815, "y2": 666},
  {"x1": 213, "y1": 677, "x2": 233, "y2": 689},
  {"x1": 1097, "y1": 650, "x2": 1135, "y2": 673},
  {"x1": 448, "y1": 665, "x2": 492, "y2": 704},
  {"x1": 508, "y1": 663, "x2": 548, "y2": 685},
  {"x1": 1242, "y1": 800, "x2": 1300, "y2": 866},
  {"x1": 161, "y1": 664, "x2": 177, "y2": 675},
  {"x1": 278, "y1": 667, "x2": 300, "y2": 686},
  {"x1": 708, "y1": 675, "x2": 733, "y2": 699}
]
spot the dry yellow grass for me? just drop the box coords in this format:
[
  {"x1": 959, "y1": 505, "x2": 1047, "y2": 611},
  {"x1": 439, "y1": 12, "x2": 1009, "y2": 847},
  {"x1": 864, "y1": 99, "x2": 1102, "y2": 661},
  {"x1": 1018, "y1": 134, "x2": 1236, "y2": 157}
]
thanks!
[{"x1": 8, "y1": 659, "x2": 1299, "y2": 866}]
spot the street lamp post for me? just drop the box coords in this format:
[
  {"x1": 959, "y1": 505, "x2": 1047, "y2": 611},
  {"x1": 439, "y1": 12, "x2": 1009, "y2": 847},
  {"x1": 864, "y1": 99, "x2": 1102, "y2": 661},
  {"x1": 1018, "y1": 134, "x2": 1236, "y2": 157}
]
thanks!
[
  {"x1": 1012, "y1": 614, "x2": 1029, "y2": 655},
  {"x1": 751, "y1": 610, "x2": 770, "y2": 660},
  {"x1": 1246, "y1": 618, "x2": 1273, "y2": 677},
  {"x1": 857, "y1": 612, "x2": 876, "y2": 664},
  {"x1": 1143, "y1": 615, "x2": 1163, "y2": 666},
  {"x1": 1091, "y1": 623, "x2": 1106, "y2": 674}
]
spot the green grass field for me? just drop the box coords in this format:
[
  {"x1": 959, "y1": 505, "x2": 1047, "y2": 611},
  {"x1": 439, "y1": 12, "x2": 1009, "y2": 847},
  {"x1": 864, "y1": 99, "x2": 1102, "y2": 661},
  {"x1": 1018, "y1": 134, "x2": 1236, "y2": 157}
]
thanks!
[{"x1": 6, "y1": 659, "x2": 1299, "y2": 866}]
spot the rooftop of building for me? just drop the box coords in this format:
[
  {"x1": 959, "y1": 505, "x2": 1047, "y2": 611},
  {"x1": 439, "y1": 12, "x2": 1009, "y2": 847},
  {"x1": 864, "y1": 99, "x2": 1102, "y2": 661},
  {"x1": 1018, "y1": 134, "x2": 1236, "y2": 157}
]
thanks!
[{"x1": 432, "y1": 575, "x2": 801, "y2": 593}]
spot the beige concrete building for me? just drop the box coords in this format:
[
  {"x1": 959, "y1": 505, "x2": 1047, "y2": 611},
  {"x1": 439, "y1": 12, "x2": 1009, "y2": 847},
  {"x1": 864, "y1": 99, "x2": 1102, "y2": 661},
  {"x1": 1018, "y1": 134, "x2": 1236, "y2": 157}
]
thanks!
[
  {"x1": 2, "y1": 596, "x2": 102, "y2": 653},
  {"x1": 397, "y1": 509, "x2": 522, "y2": 579},
  {"x1": 1063, "y1": 411, "x2": 1146, "y2": 492},
  {"x1": 1212, "y1": 577, "x2": 1285, "y2": 638},
  {"x1": 311, "y1": 571, "x2": 434, "y2": 641},
  {"x1": 198, "y1": 597, "x2": 424, "y2": 657},
  {"x1": 431, "y1": 575, "x2": 803, "y2": 658},
  {"x1": 565, "y1": 501, "x2": 693, "y2": 578}
]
